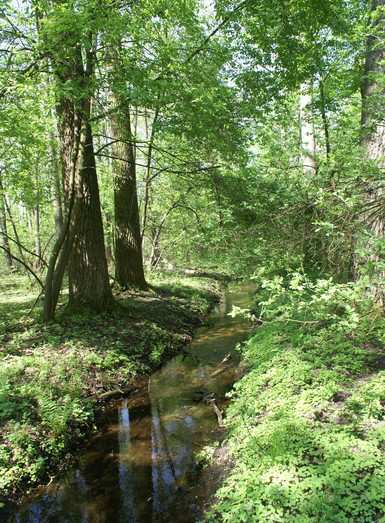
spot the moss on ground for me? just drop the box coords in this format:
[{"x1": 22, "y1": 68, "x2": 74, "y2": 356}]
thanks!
[{"x1": 0, "y1": 273, "x2": 218, "y2": 503}]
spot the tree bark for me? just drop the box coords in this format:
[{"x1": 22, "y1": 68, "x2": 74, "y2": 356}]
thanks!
[
  {"x1": 149, "y1": 225, "x2": 162, "y2": 270},
  {"x1": 319, "y1": 80, "x2": 331, "y2": 159},
  {"x1": 361, "y1": 0, "x2": 385, "y2": 161},
  {"x1": 111, "y1": 99, "x2": 147, "y2": 289},
  {"x1": 43, "y1": 94, "x2": 81, "y2": 322},
  {"x1": 360, "y1": 0, "x2": 385, "y2": 305},
  {"x1": 34, "y1": 169, "x2": 42, "y2": 269},
  {"x1": 141, "y1": 108, "x2": 159, "y2": 241},
  {"x1": 34, "y1": 203, "x2": 42, "y2": 267},
  {"x1": 43, "y1": 24, "x2": 113, "y2": 319},
  {"x1": 299, "y1": 83, "x2": 322, "y2": 273},
  {"x1": 50, "y1": 129, "x2": 64, "y2": 238},
  {"x1": 5, "y1": 196, "x2": 29, "y2": 275},
  {"x1": 68, "y1": 117, "x2": 113, "y2": 310}
]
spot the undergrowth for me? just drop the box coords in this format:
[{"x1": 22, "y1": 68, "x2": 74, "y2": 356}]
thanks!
[{"x1": 207, "y1": 273, "x2": 385, "y2": 523}]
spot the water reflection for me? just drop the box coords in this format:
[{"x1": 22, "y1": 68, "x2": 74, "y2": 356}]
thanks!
[
  {"x1": 6, "y1": 284, "x2": 254, "y2": 523},
  {"x1": 118, "y1": 400, "x2": 136, "y2": 523}
]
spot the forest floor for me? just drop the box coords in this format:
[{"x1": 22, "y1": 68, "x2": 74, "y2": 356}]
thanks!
[{"x1": 0, "y1": 273, "x2": 219, "y2": 505}]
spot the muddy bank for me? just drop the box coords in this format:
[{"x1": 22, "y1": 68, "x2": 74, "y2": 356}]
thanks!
[
  {"x1": 3, "y1": 283, "x2": 254, "y2": 523},
  {"x1": 0, "y1": 277, "x2": 219, "y2": 512}
]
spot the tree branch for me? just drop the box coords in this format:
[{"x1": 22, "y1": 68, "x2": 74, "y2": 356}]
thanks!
[{"x1": 0, "y1": 246, "x2": 44, "y2": 288}]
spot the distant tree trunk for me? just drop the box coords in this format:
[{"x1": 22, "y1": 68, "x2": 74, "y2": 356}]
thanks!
[
  {"x1": 104, "y1": 210, "x2": 114, "y2": 267},
  {"x1": 5, "y1": 197, "x2": 28, "y2": 271},
  {"x1": 34, "y1": 169, "x2": 42, "y2": 269},
  {"x1": 34, "y1": 203, "x2": 42, "y2": 267},
  {"x1": 211, "y1": 171, "x2": 224, "y2": 227},
  {"x1": 141, "y1": 107, "x2": 159, "y2": 242},
  {"x1": 319, "y1": 80, "x2": 331, "y2": 160},
  {"x1": 299, "y1": 84, "x2": 317, "y2": 174},
  {"x1": 50, "y1": 130, "x2": 64, "y2": 238},
  {"x1": 0, "y1": 173, "x2": 12, "y2": 268},
  {"x1": 360, "y1": 0, "x2": 385, "y2": 305},
  {"x1": 27, "y1": 209, "x2": 34, "y2": 234},
  {"x1": 147, "y1": 199, "x2": 191, "y2": 270},
  {"x1": 111, "y1": 98, "x2": 147, "y2": 289},
  {"x1": 149, "y1": 226, "x2": 162, "y2": 270},
  {"x1": 300, "y1": 83, "x2": 321, "y2": 273}
]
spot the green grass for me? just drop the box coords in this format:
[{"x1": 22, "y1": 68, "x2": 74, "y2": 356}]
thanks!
[
  {"x1": 0, "y1": 273, "x2": 218, "y2": 501},
  {"x1": 206, "y1": 298, "x2": 385, "y2": 522}
]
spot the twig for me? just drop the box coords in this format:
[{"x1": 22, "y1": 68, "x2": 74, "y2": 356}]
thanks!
[{"x1": 0, "y1": 246, "x2": 44, "y2": 288}]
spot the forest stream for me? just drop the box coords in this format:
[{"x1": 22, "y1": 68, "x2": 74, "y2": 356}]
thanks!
[{"x1": 5, "y1": 283, "x2": 254, "y2": 523}]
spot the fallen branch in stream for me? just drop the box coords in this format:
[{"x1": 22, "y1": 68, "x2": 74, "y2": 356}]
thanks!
[
  {"x1": 210, "y1": 353, "x2": 232, "y2": 377},
  {"x1": 210, "y1": 366, "x2": 230, "y2": 378},
  {"x1": 207, "y1": 398, "x2": 224, "y2": 427},
  {"x1": 89, "y1": 387, "x2": 135, "y2": 401}
]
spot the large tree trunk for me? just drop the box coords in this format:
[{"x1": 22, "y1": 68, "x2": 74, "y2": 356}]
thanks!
[
  {"x1": 68, "y1": 117, "x2": 113, "y2": 310},
  {"x1": 43, "y1": 94, "x2": 80, "y2": 321},
  {"x1": 0, "y1": 174, "x2": 13, "y2": 268},
  {"x1": 111, "y1": 101, "x2": 147, "y2": 289},
  {"x1": 360, "y1": 0, "x2": 385, "y2": 305},
  {"x1": 361, "y1": 0, "x2": 385, "y2": 160},
  {"x1": 43, "y1": 25, "x2": 112, "y2": 319}
]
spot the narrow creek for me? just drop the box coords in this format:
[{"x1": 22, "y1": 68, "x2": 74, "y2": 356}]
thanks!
[{"x1": 6, "y1": 283, "x2": 254, "y2": 523}]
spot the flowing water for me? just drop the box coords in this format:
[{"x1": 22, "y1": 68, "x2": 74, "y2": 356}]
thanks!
[{"x1": 5, "y1": 283, "x2": 254, "y2": 523}]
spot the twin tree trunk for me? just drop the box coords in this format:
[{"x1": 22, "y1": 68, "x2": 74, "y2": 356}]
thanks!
[
  {"x1": 360, "y1": 0, "x2": 385, "y2": 305},
  {"x1": 40, "y1": 3, "x2": 149, "y2": 319},
  {"x1": 111, "y1": 97, "x2": 147, "y2": 290},
  {"x1": 68, "y1": 116, "x2": 113, "y2": 311},
  {"x1": 44, "y1": 37, "x2": 113, "y2": 319},
  {"x1": 44, "y1": 35, "x2": 147, "y2": 318}
]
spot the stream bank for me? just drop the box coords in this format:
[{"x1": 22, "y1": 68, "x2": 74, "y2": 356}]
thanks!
[
  {"x1": 0, "y1": 275, "x2": 219, "y2": 512},
  {"x1": 205, "y1": 307, "x2": 385, "y2": 522},
  {"x1": 3, "y1": 282, "x2": 255, "y2": 522}
]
